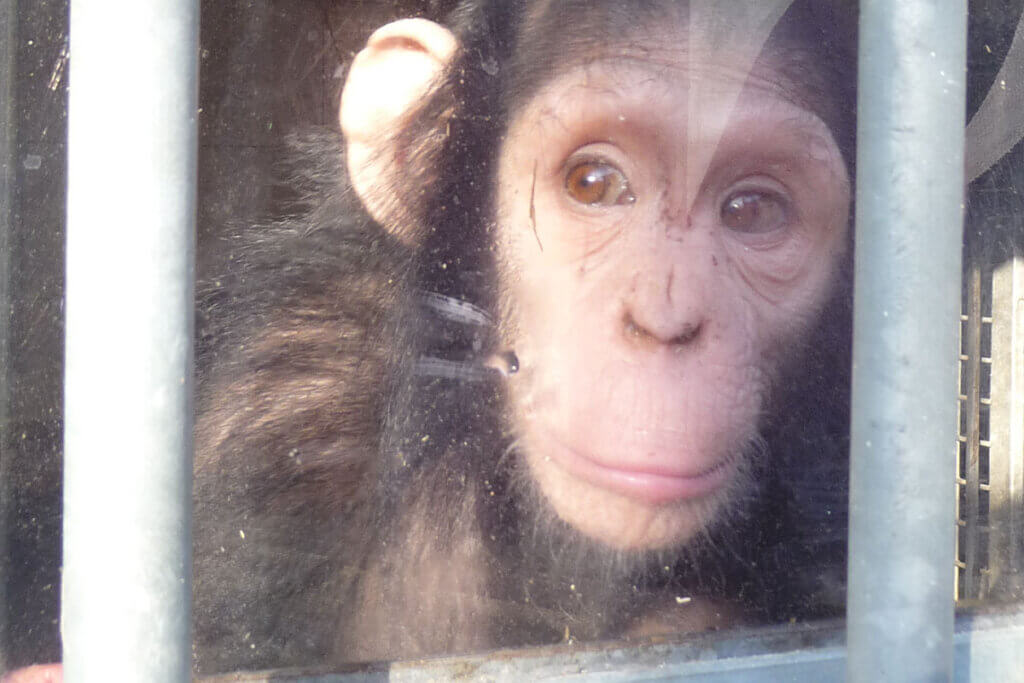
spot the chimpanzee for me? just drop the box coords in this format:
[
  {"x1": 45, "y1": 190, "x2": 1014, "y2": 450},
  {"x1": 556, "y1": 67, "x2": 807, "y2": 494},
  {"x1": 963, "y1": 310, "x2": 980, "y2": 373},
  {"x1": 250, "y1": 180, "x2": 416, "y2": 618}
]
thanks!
[{"x1": 187, "y1": 0, "x2": 857, "y2": 674}]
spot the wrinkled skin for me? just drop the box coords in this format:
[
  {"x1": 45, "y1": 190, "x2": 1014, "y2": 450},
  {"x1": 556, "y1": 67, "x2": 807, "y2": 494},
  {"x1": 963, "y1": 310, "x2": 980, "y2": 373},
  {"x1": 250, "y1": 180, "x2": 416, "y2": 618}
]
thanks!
[{"x1": 495, "y1": 48, "x2": 850, "y2": 549}]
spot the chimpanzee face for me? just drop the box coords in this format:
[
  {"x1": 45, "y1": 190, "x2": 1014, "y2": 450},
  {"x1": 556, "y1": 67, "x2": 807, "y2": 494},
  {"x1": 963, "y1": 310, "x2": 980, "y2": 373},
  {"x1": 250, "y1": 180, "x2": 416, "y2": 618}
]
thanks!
[{"x1": 495, "y1": 41, "x2": 850, "y2": 550}]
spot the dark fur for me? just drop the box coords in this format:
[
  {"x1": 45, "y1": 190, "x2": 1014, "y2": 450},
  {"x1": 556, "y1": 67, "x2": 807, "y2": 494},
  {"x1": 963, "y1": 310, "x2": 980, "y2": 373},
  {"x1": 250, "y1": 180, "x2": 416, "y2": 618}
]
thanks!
[{"x1": 193, "y1": 1, "x2": 855, "y2": 674}]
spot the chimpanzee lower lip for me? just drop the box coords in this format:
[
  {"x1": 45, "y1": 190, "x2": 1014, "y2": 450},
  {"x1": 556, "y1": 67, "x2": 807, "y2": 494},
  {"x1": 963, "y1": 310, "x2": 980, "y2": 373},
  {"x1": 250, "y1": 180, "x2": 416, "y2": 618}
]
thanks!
[{"x1": 539, "y1": 429, "x2": 733, "y2": 504}]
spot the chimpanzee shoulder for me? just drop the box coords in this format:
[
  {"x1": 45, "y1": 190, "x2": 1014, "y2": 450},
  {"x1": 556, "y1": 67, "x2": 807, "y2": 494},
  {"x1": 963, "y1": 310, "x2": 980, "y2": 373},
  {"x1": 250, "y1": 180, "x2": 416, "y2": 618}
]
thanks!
[{"x1": 192, "y1": 130, "x2": 417, "y2": 671}]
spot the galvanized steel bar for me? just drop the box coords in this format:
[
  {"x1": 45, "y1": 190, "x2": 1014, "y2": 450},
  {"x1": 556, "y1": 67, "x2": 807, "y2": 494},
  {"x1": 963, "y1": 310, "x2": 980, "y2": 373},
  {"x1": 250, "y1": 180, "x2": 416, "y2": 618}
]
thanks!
[
  {"x1": 960, "y1": 257, "x2": 983, "y2": 600},
  {"x1": 989, "y1": 253, "x2": 1024, "y2": 598},
  {"x1": 848, "y1": 2, "x2": 967, "y2": 682},
  {"x1": 63, "y1": 0, "x2": 198, "y2": 680}
]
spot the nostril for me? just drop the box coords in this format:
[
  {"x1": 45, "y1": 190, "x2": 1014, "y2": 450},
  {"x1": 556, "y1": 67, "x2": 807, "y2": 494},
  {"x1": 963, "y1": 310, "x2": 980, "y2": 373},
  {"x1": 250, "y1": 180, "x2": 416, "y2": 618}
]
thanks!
[
  {"x1": 669, "y1": 321, "x2": 701, "y2": 347},
  {"x1": 624, "y1": 314, "x2": 647, "y2": 340},
  {"x1": 622, "y1": 313, "x2": 702, "y2": 348}
]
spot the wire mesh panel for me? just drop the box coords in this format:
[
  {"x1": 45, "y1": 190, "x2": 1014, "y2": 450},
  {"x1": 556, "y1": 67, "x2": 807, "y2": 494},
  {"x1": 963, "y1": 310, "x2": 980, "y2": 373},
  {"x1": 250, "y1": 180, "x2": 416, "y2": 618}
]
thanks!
[
  {"x1": 957, "y1": 221, "x2": 1024, "y2": 603},
  {"x1": 957, "y1": 255, "x2": 994, "y2": 601}
]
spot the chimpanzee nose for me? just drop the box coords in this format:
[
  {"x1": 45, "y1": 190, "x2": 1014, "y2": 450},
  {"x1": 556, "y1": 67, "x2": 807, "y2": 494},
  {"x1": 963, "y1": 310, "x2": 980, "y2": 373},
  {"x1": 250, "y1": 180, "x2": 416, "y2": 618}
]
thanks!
[{"x1": 622, "y1": 264, "x2": 707, "y2": 348}]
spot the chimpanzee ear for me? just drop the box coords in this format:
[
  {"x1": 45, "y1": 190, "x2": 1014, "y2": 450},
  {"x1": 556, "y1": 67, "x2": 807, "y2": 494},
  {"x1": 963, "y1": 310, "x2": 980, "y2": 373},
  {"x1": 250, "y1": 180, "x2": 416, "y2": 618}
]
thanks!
[{"x1": 340, "y1": 19, "x2": 458, "y2": 228}]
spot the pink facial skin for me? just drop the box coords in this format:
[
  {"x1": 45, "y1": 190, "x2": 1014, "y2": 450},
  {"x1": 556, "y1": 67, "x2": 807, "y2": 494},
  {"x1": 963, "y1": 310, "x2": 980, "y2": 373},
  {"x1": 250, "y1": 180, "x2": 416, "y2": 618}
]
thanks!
[
  {"x1": 1, "y1": 664, "x2": 63, "y2": 683},
  {"x1": 495, "y1": 49, "x2": 850, "y2": 550}
]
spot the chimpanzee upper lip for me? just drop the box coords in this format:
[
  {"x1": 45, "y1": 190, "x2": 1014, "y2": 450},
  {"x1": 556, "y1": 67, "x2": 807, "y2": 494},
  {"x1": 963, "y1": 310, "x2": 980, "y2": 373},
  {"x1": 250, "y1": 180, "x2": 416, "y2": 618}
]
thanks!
[{"x1": 538, "y1": 427, "x2": 733, "y2": 504}]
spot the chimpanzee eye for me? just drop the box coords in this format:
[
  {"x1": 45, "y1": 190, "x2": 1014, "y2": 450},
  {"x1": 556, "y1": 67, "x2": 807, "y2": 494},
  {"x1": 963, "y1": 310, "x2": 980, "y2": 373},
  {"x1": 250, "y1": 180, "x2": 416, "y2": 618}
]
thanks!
[
  {"x1": 720, "y1": 191, "x2": 789, "y2": 234},
  {"x1": 565, "y1": 161, "x2": 635, "y2": 206}
]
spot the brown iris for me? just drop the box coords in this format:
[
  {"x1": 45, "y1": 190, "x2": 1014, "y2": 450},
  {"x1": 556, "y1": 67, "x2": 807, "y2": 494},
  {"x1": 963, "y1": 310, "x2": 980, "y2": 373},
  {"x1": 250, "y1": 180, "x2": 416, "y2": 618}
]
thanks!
[
  {"x1": 720, "y1": 191, "x2": 788, "y2": 233},
  {"x1": 565, "y1": 161, "x2": 634, "y2": 206}
]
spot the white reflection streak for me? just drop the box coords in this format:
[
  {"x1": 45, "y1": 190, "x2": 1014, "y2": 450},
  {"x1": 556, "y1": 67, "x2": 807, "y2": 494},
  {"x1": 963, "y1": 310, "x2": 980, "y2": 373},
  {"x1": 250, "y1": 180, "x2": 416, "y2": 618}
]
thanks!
[
  {"x1": 420, "y1": 291, "x2": 492, "y2": 326},
  {"x1": 966, "y1": 7, "x2": 1024, "y2": 181},
  {"x1": 414, "y1": 357, "x2": 495, "y2": 382},
  {"x1": 685, "y1": 1, "x2": 795, "y2": 209}
]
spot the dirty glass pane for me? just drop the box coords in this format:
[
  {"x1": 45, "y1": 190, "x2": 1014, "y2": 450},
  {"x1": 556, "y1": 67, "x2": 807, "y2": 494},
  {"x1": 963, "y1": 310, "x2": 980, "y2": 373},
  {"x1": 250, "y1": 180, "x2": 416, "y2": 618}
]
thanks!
[
  {"x1": 192, "y1": 1, "x2": 859, "y2": 672},
  {"x1": 1, "y1": 0, "x2": 67, "y2": 670},
  {"x1": 2, "y1": 0, "x2": 1023, "y2": 679}
]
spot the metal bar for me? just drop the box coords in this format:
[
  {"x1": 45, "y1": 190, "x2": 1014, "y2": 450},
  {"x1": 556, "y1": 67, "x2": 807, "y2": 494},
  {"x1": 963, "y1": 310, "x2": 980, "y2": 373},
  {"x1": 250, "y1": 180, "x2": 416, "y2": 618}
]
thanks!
[
  {"x1": 848, "y1": 2, "x2": 967, "y2": 682},
  {"x1": 955, "y1": 313, "x2": 965, "y2": 600},
  {"x1": 63, "y1": 0, "x2": 198, "y2": 680},
  {"x1": 961, "y1": 257, "x2": 984, "y2": 600},
  {"x1": 989, "y1": 251, "x2": 1024, "y2": 598},
  {"x1": 194, "y1": 611, "x2": 1024, "y2": 683}
]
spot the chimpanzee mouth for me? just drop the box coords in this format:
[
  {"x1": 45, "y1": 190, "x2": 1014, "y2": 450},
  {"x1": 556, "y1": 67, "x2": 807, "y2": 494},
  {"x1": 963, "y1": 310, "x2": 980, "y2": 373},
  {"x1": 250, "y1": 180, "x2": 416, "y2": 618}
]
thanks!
[{"x1": 538, "y1": 428, "x2": 735, "y2": 505}]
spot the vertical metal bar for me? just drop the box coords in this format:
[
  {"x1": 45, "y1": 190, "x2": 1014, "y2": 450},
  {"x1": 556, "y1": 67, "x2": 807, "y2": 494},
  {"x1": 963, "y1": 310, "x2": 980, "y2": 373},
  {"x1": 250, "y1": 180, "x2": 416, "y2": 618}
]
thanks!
[
  {"x1": 63, "y1": 0, "x2": 197, "y2": 680},
  {"x1": 848, "y1": 2, "x2": 966, "y2": 682},
  {"x1": 954, "y1": 311, "x2": 966, "y2": 600},
  {"x1": 961, "y1": 258, "x2": 984, "y2": 600},
  {"x1": 989, "y1": 252, "x2": 1024, "y2": 597}
]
